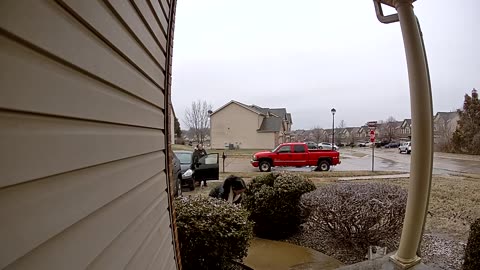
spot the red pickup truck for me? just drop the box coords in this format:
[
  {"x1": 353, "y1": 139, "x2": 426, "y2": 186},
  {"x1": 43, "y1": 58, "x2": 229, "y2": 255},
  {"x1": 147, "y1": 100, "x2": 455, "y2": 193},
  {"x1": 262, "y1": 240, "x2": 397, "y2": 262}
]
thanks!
[{"x1": 251, "y1": 142, "x2": 340, "y2": 172}]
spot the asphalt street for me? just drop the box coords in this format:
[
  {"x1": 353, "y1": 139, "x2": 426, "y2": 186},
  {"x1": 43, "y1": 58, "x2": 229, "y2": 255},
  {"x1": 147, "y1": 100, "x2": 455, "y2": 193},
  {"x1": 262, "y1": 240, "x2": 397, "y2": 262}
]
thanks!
[{"x1": 222, "y1": 148, "x2": 480, "y2": 175}]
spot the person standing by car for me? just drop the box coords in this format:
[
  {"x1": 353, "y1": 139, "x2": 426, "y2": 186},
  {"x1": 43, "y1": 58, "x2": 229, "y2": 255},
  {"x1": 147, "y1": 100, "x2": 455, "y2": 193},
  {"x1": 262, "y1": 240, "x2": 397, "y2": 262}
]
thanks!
[
  {"x1": 191, "y1": 143, "x2": 208, "y2": 187},
  {"x1": 209, "y1": 175, "x2": 247, "y2": 205}
]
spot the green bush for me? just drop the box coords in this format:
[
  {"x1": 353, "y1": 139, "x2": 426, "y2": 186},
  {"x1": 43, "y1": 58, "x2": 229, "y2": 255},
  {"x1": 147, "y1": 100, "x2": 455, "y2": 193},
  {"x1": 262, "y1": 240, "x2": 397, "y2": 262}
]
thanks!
[
  {"x1": 243, "y1": 172, "x2": 316, "y2": 239},
  {"x1": 464, "y1": 218, "x2": 480, "y2": 270},
  {"x1": 175, "y1": 196, "x2": 254, "y2": 270}
]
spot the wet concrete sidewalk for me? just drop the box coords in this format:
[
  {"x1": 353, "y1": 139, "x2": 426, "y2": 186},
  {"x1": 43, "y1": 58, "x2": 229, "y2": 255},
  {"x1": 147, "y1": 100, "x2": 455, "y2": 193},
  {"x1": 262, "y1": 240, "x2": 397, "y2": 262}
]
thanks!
[
  {"x1": 338, "y1": 173, "x2": 410, "y2": 181},
  {"x1": 244, "y1": 238, "x2": 343, "y2": 270}
]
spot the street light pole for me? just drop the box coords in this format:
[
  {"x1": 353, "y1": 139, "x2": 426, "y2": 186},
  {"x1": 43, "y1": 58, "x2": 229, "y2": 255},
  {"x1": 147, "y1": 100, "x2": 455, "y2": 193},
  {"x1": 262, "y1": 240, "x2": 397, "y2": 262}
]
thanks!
[{"x1": 331, "y1": 108, "x2": 336, "y2": 150}]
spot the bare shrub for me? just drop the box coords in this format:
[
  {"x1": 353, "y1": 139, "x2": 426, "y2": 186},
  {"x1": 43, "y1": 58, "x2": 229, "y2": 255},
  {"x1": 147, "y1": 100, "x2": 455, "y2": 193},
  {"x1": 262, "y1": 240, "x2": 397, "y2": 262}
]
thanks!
[{"x1": 300, "y1": 182, "x2": 407, "y2": 250}]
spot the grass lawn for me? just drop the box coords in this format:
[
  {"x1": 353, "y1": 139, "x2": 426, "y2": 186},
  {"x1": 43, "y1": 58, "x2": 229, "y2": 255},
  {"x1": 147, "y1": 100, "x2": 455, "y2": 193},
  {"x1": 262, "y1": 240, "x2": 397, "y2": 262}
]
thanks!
[
  {"x1": 362, "y1": 175, "x2": 480, "y2": 239},
  {"x1": 172, "y1": 144, "x2": 193, "y2": 151}
]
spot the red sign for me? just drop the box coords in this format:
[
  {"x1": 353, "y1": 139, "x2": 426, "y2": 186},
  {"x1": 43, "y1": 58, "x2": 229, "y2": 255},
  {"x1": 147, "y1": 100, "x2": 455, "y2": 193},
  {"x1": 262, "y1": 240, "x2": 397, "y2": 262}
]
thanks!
[{"x1": 370, "y1": 130, "x2": 375, "y2": 142}]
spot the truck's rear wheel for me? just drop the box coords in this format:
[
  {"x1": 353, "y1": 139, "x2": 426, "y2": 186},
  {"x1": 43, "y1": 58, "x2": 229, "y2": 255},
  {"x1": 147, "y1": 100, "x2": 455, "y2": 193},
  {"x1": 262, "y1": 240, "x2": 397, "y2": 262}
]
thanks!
[
  {"x1": 259, "y1": 161, "x2": 271, "y2": 172},
  {"x1": 317, "y1": 160, "x2": 330, "y2": 172}
]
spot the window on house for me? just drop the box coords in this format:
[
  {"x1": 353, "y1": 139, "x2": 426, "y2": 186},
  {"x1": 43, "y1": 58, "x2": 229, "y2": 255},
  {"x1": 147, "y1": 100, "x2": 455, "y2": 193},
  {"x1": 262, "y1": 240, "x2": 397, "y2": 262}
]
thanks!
[{"x1": 293, "y1": 145, "x2": 305, "y2": 153}]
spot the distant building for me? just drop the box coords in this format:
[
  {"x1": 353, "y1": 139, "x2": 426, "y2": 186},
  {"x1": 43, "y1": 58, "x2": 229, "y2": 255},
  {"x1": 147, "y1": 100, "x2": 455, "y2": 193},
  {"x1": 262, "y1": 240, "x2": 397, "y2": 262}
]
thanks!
[
  {"x1": 210, "y1": 100, "x2": 292, "y2": 149},
  {"x1": 433, "y1": 111, "x2": 459, "y2": 145}
]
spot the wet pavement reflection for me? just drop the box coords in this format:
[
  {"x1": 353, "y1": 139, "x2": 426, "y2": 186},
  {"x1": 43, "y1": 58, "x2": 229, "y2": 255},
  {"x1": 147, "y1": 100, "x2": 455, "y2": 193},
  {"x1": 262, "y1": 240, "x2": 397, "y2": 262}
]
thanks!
[{"x1": 244, "y1": 238, "x2": 343, "y2": 270}]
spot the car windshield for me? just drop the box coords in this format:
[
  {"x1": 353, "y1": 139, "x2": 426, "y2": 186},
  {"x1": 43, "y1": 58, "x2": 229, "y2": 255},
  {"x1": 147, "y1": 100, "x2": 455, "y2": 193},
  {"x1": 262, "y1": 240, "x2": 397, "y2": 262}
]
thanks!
[
  {"x1": 175, "y1": 152, "x2": 192, "y2": 164},
  {"x1": 271, "y1": 145, "x2": 281, "y2": 152}
]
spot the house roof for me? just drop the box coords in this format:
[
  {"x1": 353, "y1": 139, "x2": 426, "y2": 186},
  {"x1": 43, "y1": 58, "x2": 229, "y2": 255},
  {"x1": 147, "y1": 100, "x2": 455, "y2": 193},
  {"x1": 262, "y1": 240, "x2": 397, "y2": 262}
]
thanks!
[
  {"x1": 324, "y1": 128, "x2": 334, "y2": 135},
  {"x1": 211, "y1": 100, "x2": 291, "y2": 133},
  {"x1": 249, "y1": 104, "x2": 269, "y2": 115},
  {"x1": 258, "y1": 117, "x2": 283, "y2": 132},
  {"x1": 344, "y1": 127, "x2": 359, "y2": 134},
  {"x1": 401, "y1": 119, "x2": 412, "y2": 128},
  {"x1": 251, "y1": 106, "x2": 290, "y2": 122},
  {"x1": 210, "y1": 100, "x2": 265, "y2": 116},
  {"x1": 358, "y1": 126, "x2": 368, "y2": 133},
  {"x1": 393, "y1": 121, "x2": 403, "y2": 128},
  {"x1": 434, "y1": 112, "x2": 458, "y2": 122},
  {"x1": 269, "y1": 108, "x2": 287, "y2": 119}
]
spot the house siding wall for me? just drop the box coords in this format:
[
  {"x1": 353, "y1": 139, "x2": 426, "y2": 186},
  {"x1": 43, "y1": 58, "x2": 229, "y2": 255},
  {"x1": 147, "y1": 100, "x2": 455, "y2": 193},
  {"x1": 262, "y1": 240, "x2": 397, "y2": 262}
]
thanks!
[
  {"x1": 211, "y1": 103, "x2": 275, "y2": 149},
  {"x1": 0, "y1": 0, "x2": 178, "y2": 269}
]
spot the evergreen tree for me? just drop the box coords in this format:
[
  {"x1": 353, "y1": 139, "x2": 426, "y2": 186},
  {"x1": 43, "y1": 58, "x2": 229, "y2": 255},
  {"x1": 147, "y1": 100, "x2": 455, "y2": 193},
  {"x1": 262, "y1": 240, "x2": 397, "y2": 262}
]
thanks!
[
  {"x1": 174, "y1": 115, "x2": 182, "y2": 138},
  {"x1": 452, "y1": 89, "x2": 480, "y2": 154}
]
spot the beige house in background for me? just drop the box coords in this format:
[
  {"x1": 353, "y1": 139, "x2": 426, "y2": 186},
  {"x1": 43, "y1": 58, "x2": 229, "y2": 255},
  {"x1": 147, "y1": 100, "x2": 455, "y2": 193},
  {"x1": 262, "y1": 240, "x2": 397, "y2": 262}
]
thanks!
[
  {"x1": 399, "y1": 119, "x2": 412, "y2": 141},
  {"x1": 210, "y1": 100, "x2": 292, "y2": 149},
  {"x1": 433, "y1": 111, "x2": 459, "y2": 144}
]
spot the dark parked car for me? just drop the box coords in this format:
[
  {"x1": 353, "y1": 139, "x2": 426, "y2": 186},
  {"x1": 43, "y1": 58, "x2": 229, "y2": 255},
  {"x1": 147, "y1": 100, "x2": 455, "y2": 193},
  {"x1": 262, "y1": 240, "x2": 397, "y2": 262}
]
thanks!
[
  {"x1": 173, "y1": 150, "x2": 220, "y2": 191},
  {"x1": 305, "y1": 141, "x2": 318, "y2": 150},
  {"x1": 173, "y1": 150, "x2": 195, "y2": 191},
  {"x1": 385, "y1": 142, "x2": 400, "y2": 148}
]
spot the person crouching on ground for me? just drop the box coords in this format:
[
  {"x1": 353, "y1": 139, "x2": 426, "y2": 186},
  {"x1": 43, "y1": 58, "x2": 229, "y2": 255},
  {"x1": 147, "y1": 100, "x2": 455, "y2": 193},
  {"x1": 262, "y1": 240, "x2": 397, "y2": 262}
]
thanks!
[{"x1": 209, "y1": 175, "x2": 247, "y2": 205}]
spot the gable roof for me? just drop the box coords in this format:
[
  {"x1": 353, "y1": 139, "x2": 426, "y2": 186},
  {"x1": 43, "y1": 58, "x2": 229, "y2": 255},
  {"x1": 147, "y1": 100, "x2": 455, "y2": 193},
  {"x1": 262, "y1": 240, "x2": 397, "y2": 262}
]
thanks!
[
  {"x1": 401, "y1": 119, "x2": 412, "y2": 128},
  {"x1": 434, "y1": 112, "x2": 458, "y2": 122},
  {"x1": 210, "y1": 100, "x2": 265, "y2": 116},
  {"x1": 249, "y1": 105, "x2": 269, "y2": 115},
  {"x1": 269, "y1": 108, "x2": 287, "y2": 119},
  {"x1": 212, "y1": 100, "x2": 290, "y2": 133},
  {"x1": 358, "y1": 126, "x2": 369, "y2": 133},
  {"x1": 258, "y1": 117, "x2": 283, "y2": 132},
  {"x1": 344, "y1": 127, "x2": 359, "y2": 134}
]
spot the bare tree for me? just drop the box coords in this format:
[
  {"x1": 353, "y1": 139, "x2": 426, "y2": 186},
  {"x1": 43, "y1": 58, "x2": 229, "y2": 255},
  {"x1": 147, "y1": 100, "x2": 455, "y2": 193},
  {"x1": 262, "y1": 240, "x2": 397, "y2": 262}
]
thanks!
[
  {"x1": 384, "y1": 116, "x2": 399, "y2": 142},
  {"x1": 436, "y1": 119, "x2": 455, "y2": 152},
  {"x1": 311, "y1": 126, "x2": 324, "y2": 143},
  {"x1": 184, "y1": 100, "x2": 213, "y2": 143},
  {"x1": 336, "y1": 120, "x2": 346, "y2": 145}
]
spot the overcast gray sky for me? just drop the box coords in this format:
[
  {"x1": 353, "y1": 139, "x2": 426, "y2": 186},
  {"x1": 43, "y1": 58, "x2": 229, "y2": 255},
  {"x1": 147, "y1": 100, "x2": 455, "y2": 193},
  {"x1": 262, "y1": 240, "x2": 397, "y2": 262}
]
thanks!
[{"x1": 171, "y1": 0, "x2": 480, "y2": 130}]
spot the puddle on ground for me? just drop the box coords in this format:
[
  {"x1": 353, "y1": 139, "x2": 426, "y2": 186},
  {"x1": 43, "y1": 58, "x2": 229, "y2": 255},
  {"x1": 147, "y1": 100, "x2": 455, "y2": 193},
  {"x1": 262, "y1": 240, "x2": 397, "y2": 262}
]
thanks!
[{"x1": 244, "y1": 238, "x2": 343, "y2": 270}]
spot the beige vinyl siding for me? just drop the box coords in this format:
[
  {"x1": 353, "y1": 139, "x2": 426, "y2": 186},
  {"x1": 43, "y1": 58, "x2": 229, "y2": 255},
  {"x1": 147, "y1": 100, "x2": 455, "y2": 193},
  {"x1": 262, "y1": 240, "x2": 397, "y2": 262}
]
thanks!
[
  {"x1": 0, "y1": 0, "x2": 178, "y2": 269},
  {"x1": 211, "y1": 103, "x2": 276, "y2": 149}
]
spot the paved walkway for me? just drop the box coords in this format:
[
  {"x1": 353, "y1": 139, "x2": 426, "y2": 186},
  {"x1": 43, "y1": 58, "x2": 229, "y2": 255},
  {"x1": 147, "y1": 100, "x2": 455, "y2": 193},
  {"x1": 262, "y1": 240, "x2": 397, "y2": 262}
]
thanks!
[
  {"x1": 338, "y1": 173, "x2": 410, "y2": 181},
  {"x1": 244, "y1": 238, "x2": 343, "y2": 270}
]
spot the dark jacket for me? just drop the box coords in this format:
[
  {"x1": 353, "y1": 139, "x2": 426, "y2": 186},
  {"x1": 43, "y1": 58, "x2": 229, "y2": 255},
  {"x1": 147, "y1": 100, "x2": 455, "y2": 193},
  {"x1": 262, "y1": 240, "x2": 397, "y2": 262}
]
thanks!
[
  {"x1": 209, "y1": 186, "x2": 243, "y2": 204},
  {"x1": 191, "y1": 148, "x2": 207, "y2": 170}
]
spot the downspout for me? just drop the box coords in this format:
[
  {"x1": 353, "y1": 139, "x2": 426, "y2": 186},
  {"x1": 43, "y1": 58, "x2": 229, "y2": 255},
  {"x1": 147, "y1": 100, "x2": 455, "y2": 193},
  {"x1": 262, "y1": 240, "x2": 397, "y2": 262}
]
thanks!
[{"x1": 374, "y1": 0, "x2": 433, "y2": 268}]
